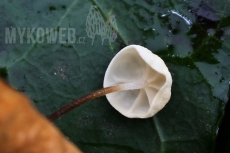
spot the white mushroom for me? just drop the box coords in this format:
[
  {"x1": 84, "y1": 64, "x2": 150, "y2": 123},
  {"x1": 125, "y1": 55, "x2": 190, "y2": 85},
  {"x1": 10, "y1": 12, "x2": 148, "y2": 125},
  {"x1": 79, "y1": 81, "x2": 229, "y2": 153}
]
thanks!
[
  {"x1": 103, "y1": 45, "x2": 172, "y2": 118},
  {"x1": 48, "y1": 45, "x2": 172, "y2": 121}
]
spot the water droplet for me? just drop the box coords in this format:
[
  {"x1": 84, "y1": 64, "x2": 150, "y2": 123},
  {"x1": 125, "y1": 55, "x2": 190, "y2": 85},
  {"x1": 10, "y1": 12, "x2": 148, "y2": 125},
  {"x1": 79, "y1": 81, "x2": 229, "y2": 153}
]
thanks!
[
  {"x1": 54, "y1": 72, "x2": 57, "y2": 75},
  {"x1": 219, "y1": 77, "x2": 225, "y2": 82},
  {"x1": 161, "y1": 14, "x2": 167, "y2": 17},
  {"x1": 190, "y1": 34, "x2": 196, "y2": 38},
  {"x1": 207, "y1": 29, "x2": 215, "y2": 36},
  {"x1": 216, "y1": 127, "x2": 219, "y2": 134},
  {"x1": 171, "y1": 10, "x2": 192, "y2": 27},
  {"x1": 33, "y1": 98, "x2": 39, "y2": 103}
]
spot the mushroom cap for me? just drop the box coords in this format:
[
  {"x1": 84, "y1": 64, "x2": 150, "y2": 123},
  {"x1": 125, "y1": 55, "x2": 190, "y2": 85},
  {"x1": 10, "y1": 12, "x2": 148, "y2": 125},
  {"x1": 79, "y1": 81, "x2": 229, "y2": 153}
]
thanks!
[{"x1": 103, "y1": 45, "x2": 172, "y2": 118}]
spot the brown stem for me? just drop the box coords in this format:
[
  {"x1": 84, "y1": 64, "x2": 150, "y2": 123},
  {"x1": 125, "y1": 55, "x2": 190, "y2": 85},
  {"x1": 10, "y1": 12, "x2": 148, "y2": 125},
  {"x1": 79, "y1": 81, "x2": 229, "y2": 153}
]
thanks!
[{"x1": 48, "y1": 86, "x2": 121, "y2": 122}]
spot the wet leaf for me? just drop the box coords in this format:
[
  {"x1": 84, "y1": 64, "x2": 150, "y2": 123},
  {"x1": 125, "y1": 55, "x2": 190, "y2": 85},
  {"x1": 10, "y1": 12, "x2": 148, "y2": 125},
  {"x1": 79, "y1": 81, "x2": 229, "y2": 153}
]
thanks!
[{"x1": 0, "y1": 0, "x2": 229, "y2": 152}]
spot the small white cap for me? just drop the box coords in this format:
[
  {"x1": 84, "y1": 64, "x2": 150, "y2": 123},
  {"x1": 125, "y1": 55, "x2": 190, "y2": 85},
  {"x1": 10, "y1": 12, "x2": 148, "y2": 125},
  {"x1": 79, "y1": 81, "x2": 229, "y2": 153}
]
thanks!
[{"x1": 104, "y1": 45, "x2": 172, "y2": 118}]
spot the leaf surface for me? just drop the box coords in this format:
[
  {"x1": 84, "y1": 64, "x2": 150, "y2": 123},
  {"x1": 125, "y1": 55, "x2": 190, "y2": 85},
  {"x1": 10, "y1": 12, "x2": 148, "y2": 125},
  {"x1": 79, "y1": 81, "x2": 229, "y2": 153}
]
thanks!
[{"x1": 0, "y1": 0, "x2": 230, "y2": 152}]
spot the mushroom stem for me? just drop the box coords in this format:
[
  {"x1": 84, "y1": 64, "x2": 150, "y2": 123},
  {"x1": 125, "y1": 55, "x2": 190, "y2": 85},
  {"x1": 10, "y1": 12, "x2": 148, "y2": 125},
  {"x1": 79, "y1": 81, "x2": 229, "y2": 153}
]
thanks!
[
  {"x1": 48, "y1": 81, "x2": 146, "y2": 122},
  {"x1": 118, "y1": 80, "x2": 146, "y2": 90}
]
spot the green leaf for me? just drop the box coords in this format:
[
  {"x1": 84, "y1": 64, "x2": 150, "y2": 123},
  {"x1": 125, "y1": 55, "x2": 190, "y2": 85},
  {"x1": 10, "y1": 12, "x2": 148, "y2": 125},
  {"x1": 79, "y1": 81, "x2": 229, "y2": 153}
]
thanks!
[{"x1": 0, "y1": 0, "x2": 230, "y2": 152}]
